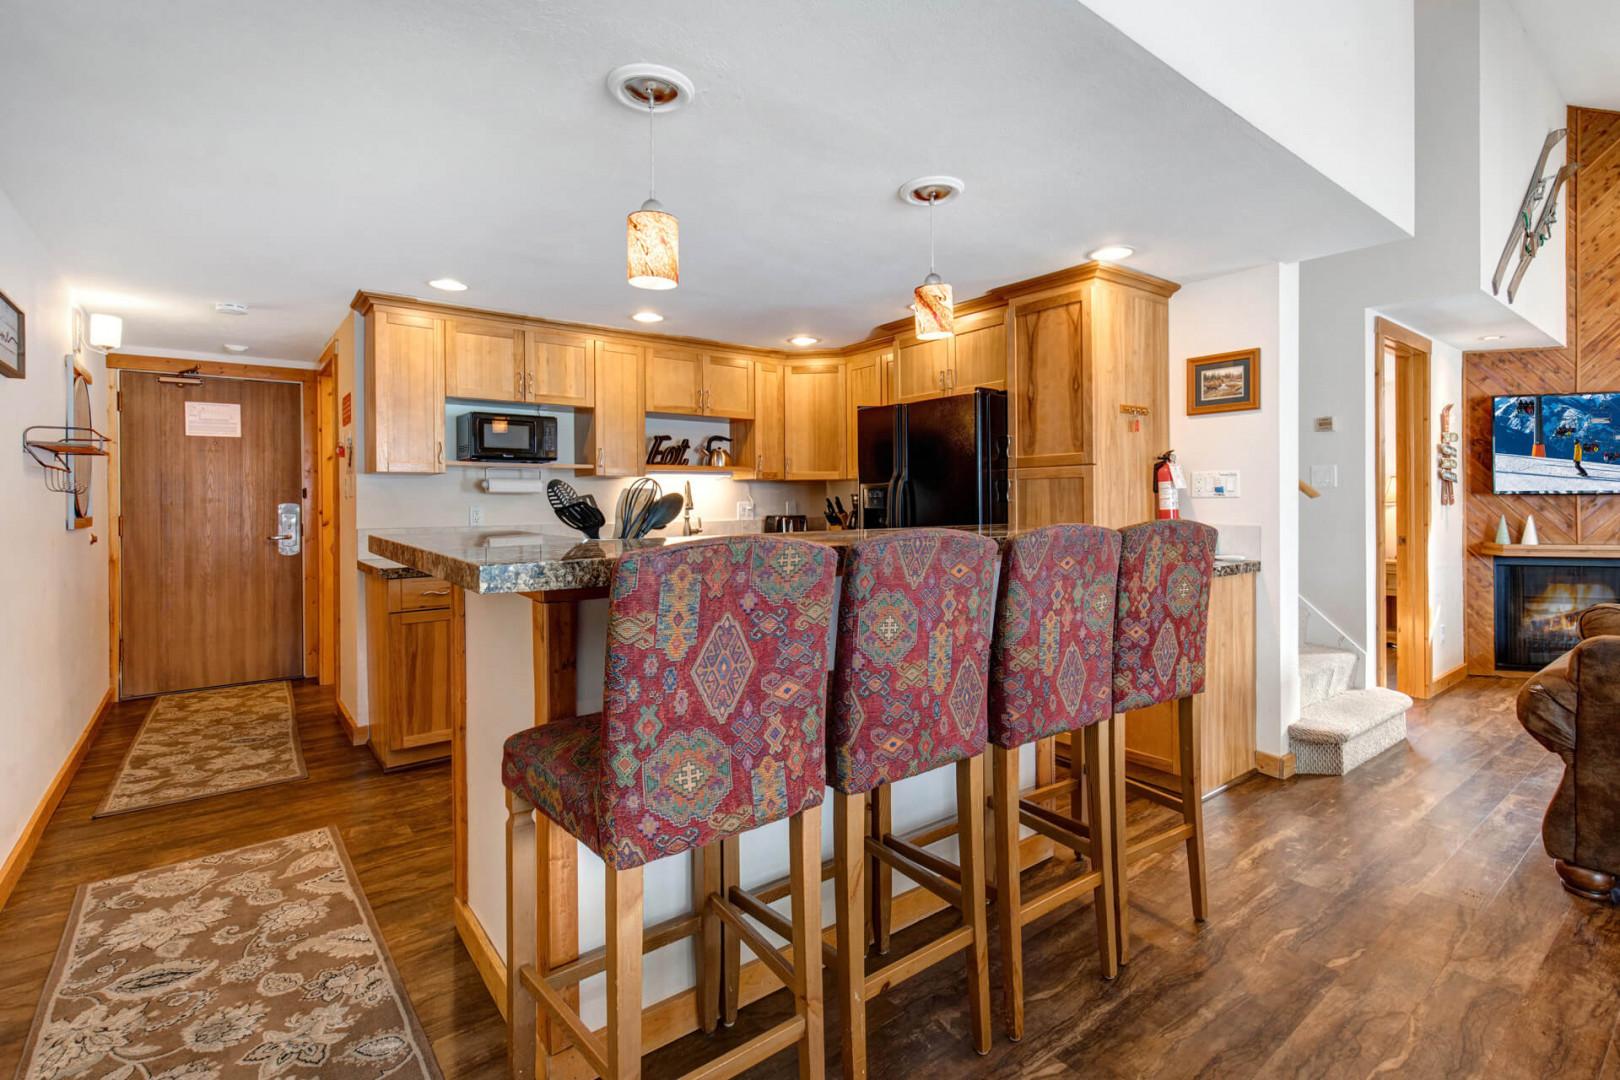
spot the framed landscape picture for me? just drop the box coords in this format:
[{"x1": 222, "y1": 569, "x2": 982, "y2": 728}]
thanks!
[
  {"x1": 1187, "y1": 348, "x2": 1259, "y2": 415},
  {"x1": 0, "y1": 287, "x2": 22, "y2": 379}
]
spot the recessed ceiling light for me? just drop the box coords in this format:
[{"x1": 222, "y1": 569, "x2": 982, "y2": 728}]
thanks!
[
  {"x1": 427, "y1": 278, "x2": 468, "y2": 292},
  {"x1": 1478, "y1": 334, "x2": 1505, "y2": 342},
  {"x1": 1088, "y1": 245, "x2": 1135, "y2": 262},
  {"x1": 223, "y1": 343, "x2": 249, "y2": 354},
  {"x1": 787, "y1": 335, "x2": 820, "y2": 347},
  {"x1": 631, "y1": 310, "x2": 664, "y2": 324},
  {"x1": 214, "y1": 301, "x2": 249, "y2": 316}
]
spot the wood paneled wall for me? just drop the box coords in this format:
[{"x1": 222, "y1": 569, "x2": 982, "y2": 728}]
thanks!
[{"x1": 1464, "y1": 106, "x2": 1620, "y2": 674}]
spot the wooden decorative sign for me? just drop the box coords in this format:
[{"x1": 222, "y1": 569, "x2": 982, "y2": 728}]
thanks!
[{"x1": 1187, "y1": 348, "x2": 1260, "y2": 415}]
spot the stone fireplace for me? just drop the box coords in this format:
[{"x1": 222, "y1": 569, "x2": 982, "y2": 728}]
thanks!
[{"x1": 1494, "y1": 557, "x2": 1620, "y2": 670}]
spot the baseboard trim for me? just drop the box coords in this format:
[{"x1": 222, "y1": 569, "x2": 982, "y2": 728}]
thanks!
[
  {"x1": 1426, "y1": 663, "x2": 1468, "y2": 698},
  {"x1": 1255, "y1": 750, "x2": 1296, "y2": 780},
  {"x1": 474, "y1": 832, "x2": 1054, "y2": 1079},
  {"x1": 336, "y1": 696, "x2": 369, "y2": 746},
  {"x1": 0, "y1": 688, "x2": 113, "y2": 912}
]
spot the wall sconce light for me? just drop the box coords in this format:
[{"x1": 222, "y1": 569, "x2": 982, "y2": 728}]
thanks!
[{"x1": 88, "y1": 313, "x2": 123, "y2": 353}]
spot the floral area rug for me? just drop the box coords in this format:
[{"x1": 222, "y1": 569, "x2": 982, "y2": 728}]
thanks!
[
  {"x1": 13, "y1": 827, "x2": 441, "y2": 1080},
  {"x1": 96, "y1": 682, "x2": 307, "y2": 818}
]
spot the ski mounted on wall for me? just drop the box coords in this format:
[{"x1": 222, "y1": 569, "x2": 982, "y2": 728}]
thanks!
[
  {"x1": 1491, "y1": 127, "x2": 1568, "y2": 300},
  {"x1": 1507, "y1": 161, "x2": 1577, "y2": 303}
]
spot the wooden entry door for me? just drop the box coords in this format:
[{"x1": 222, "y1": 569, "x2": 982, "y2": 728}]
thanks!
[{"x1": 120, "y1": 372, "x2": 305, "y2": 696}]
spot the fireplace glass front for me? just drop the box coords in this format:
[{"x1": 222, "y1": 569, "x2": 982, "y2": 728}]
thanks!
[{"x1": 1494, "y1": 557, "x2": 1620, "y2": 671}]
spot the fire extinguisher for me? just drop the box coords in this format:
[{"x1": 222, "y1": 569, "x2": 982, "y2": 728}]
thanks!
[{"x1": 1153, "y1": 450, "x2": 1180, "y2": 520}]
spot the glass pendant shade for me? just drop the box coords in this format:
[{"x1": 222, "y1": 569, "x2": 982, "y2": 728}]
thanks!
[
  {"x1": 627, "y1": 200, "x2": 679, "y2": 290},
  {"x1": 913, "y1": 278, "x2": 954, "y2": 340}
]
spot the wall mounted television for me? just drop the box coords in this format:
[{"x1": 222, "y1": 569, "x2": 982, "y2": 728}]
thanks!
[{"x1": 1493, "y1": 393, "x2": 1620, "y2": 495}]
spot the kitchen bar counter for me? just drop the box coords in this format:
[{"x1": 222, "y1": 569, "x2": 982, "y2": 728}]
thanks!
[{"x1": 367, "y1": 525, "x2": 1258, "y2": 1070}]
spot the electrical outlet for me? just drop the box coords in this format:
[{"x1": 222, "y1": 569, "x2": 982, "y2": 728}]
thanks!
[
  {"x1": 468, "y1": 505, "x2": 485, "y2": 526},
  {"x1": 736, "y1": 501, "x2": 756, "y2": 521},
  {"x1": 785, "y1": 498, "x2": 797, "y2": 515},
  {"x1": 1191, "y1": 471, "x2": 1241, "y2": 498}
]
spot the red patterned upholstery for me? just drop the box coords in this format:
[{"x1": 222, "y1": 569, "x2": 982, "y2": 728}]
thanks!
[
  {"x1": 828, "y1": 529, "x2": 999, "y2": 795},
  {"x1": 502, "y1": 536, "x2": 838, "y2": 869},
  {"x1": 1111, "y1": 521, "x2": 1218, "y2": 712},
  {"x1": 988, "y1": 524, "x2": 1122, "y2": 749}
]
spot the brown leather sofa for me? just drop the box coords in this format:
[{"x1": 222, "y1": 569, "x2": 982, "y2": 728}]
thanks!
[{"x1": 1517, "y1": 603, "x2": 1620, "y2": 903}]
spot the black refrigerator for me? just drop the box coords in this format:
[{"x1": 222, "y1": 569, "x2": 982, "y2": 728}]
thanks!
[{"x1": 856, "y1": 388, "x2": 1009, "y2": 528}]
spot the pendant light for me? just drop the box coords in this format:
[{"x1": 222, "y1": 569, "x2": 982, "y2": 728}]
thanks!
[
  {"x1": 608, "y1": 64, "x2": 694, "y2": 291},
  {"x1": 900, "y1": 176, "x2": 964, "y2": 340}
]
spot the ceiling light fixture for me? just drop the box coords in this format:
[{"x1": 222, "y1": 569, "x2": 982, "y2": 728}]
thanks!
[
  {"x1": 900, "y1": 176, "x2": 964, "y2": 341},
  {"x1": 610, "y1": 64, "x2": 693, "y2": 292},
  {"x1": 1478, "y1": 334, "x2": 1505, "y2": 342},
  {"x1": 214, "y1": 302, "x2": 249, "y2": 316},
  {"x1": 631, "y1": 310, "x2": 664, "y2": 324},
  {"x1": 223, "y1": 343, "x2": 250, "y2": 354},
  {"x1": 1088, "y1": 245, "x2": 1135, "y2": 262},
  {"x1": 87, "y1": 313, "x2": 123, "y2": 352},
  {"x1": 787, "y1": 335, "x2": 820, "y2": 347},
  {"x1": 428, "y1": 278, "x2": 468, "y2": 292}
]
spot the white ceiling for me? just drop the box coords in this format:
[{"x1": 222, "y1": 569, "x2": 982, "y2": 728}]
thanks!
[
  {"x1": 0, "y1": 0, "x2": 1407, "y2": 361},
  {"x1": 1510, "y1": 0, "x2": 1620, "y2": 111}
]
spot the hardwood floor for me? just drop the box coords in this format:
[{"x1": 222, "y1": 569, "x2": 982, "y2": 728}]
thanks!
[{"x1": 3, "y1": 676, "x2": 1617, "y2": 1078}]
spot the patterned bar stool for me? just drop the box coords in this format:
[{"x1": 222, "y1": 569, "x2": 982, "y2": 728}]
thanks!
[
  {"x1": 987, "y1": 524, "x2": 1121, "y2": 1041},
  {"x1": 1108, "y1": 519, "x2": 1218, "y2": 964},
  {"x1": 827, "y1": 529, "x2": 999, "y2": 1078},
  {"x1": 503, "y1": 536, "x2": 838, "y2": 1079}
]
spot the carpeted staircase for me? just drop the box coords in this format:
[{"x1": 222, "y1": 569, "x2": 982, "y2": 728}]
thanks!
[{"x1": 1288, "y1": 644, "x2": 1411, "y2": 775}]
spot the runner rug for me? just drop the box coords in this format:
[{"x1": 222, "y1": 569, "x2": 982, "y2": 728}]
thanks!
[
  {"x1": 13, "y1": 827, "x2": 442, "y2": 1079},
  {"x1": 96, "y1": 682, "x2": 306, "y2": 817}
]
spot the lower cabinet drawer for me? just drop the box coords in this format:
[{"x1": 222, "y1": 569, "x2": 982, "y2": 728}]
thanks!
[{"x1": 391, "y1": 577, "x2": 454, "y2": 612}]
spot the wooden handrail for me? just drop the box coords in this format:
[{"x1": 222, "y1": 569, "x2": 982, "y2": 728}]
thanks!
[{"x1": 1299, "y1": 480, "x2": 1321, "y2": 498}]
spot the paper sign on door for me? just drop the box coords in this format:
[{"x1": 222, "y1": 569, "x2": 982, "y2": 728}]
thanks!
[{"x1": 184, "y1": 401, "x2": 242, "y2": 437}]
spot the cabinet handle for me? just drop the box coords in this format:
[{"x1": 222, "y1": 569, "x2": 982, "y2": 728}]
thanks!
[
  {"x1": 948, "y1": 370, "x2": 956, "y2": 390},
  {"x1": 597, "y1": 447, "x2": 605, "y2": 469},
  {"x1": 418, "y1": 588, "x2": 451, "y2": 597},
  {"x1": 437, "y1": 440, "x2": 443, "y2": 467},
  {"x1": 527, "y1": 370, "x2": 535, "y2": 397}
]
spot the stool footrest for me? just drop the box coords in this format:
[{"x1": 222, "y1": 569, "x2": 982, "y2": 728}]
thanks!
[
  {"x1": 751, "y1": 854, "x2": 837, "y2": 906},
  {"x1": 1127, "y1": 822, "x2": 1195, "y2": 862},
  {"x1": 1124, "y1": 774, "x2": 1185, "y2": 812},
  {"x1": 1019, "y1": 867, "x2": 1106, "y2": 926},
  {"x1": 709, "y1": 894, "x2": 797, "y2": 991},
  {"x1": 1017, "y1": 798, "x2": 1092, "y2": 855},
  {"x1": 676, "y1": 1015, "x2": 807, "y2": 1080},
  {"x1": 728, "y1": 884, "x2": 839, "y2": 970},
  {"x1": 864, "y1": 924, "x2": 975, "y2": 998},
  {"x1": 542, "y1": 912, "x2": 702, "y2": 989},
  {"x1": 865, "y1": 835, "x2": 962, "y2": 907},
  {"x1": 519, "y1": 963, "x2": 610, "y2": 1077}
]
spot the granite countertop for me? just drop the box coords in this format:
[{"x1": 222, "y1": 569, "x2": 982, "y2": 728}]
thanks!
[
  {"x1": 357, "y1": 556, "x2": 429, "y2": 580},
  {"x1": 368, "y1": 525, "x2": 1261, "y2": 596}
]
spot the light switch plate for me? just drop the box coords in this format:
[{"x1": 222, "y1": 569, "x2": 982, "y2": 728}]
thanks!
[
  {"x1": 468, "y1": 505, "x2": 485, "y2": 526},
  {"x1": 736, "y1": 501, "x2": 756, "y2": 521},
  {"x1": 1310, "y1": 464, "x2": 1338, "y2": 488},
  {"x1": 1192, "y1": 470, "x2": 1240, "y2": 498}
]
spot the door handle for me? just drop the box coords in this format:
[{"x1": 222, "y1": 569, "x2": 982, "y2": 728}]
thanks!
[{"x1": 270, "y1": 502, "x2": 301, "y2": 556}]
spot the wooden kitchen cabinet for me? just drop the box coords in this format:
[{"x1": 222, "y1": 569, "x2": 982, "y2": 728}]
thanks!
[
  {"x1": 783, "y1": 360, "x2": 846, "y2": 480},
  {"x1": 1011, "y1": 289, "x2": 1090, "y2": 469},
  {"x1": 845, "y1": 346, "x2": 891, "y2": 478},
  {"x1": 702, "y1": 352, "x2": 755, "y2": 419},
  {"x1": 950, "y1": 308, "x2": 1007, "y2": 392},
  {"x1": 364, "y1": 573, "x2": 460, "y2": 770},
  {"x1": 736, "y1": 357, "x2": 785, "y2": 479},
  {"x1": 645, "y1": 347, "x2": 755, "y2": 418},
  {"x1": 525, "y1": 327, "x2": 594, "y2": 407},
  {"x1": 444, "y1": 317, "x2": 525, "y2": 403},
  {"x1": 584, "y1": 339, "x2": 644, "y2": 477},
  {"x1": 894, "y1": 334, "x2": 951, "y2": 403},
  {"x1": 1011, "y1": 465, "x2": 1094, "y2": 529},
  {"x1": 365, "y1": 306, "x2": 445, "y2": 473}
]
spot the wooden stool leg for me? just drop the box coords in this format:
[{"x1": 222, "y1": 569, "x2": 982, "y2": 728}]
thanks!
[
  {"x1": 869, "y1": 783, "x2": 892, "y2": 955},
  {"x1": 1177, "y1": 697, "x2": 1209, "y2": 922},
  {"x1": 956, "y1": 757, "x2": 992, "y2": 1056},
  {"x1": 1109, "y1": 711, "x2": 1131, "y2": 964},
  {"x1": 990, "y1": 745, "x2": 1023, "y2": 1041},
  {"x1": 790, "y1": 805, "x2": 826, "y2": 1080},
  {"x1": 694, "y1": 844, "x2": 722, "y2": 1034},
  {"x1": 605, "y1": 863, "x2": 644, "y2": 1079},
  {"x1": 834, "y1": 790, "x2": 868, "y2": 1080},
  {"x1": 720, "y1": 835, "x2": 740, "y2": 1025},
  {"x1": 1083, "y1": 720, "x2": 1119, "y2": 979},
  {"x1": 506, "y1": 793, "x2": 539, "y2": 1080}
]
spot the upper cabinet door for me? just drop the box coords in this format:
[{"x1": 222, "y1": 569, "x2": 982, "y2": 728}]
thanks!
[
  {"x1": 1011, "y1": 290, "x2": 1091, "y2": 469},
  {"x1": 444, "y1": 317, "x2": 525, "y2": 403},
  {"x1": 845, "y1": 347, "x2": 891, "y2": 479},
  {"x1": 893, "y1": 335, "x2": 951, "y2": 403},
  {"x1": 754, "y1": 358, "x2": 785, "y2": 479},
  {"x1": 950, "y1": 308, "x2": 1007, "y2": 392},
  {"x1": 366, "y1": 307, "x2": 445, "y2": 474},
  {"x1": 645, "y1": 346, "x2": 703, "y2": 415},
  {"x1": 783, "y1": 360, "x2": 847, "y2": 480},
  {"x1": 702, "y1": 352, "x2": 755, "y2": 418},
  {"x1": 525, "y1": 327, "x2": 594, "y2": 407},
  {"x1": 591, "y1": 340, "x2": 644, "y2": 477}
]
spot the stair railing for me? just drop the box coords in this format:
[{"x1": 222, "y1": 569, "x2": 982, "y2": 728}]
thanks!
[{"x1": 1299, "y1": 595, "x2": 1368, "y2": 686}]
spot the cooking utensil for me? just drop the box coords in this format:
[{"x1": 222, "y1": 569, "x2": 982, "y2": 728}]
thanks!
[
  {"x1": 547, "y1": 479, "x2": 606, "y2": 539},
  {"x1": 700, "y1": 435, "x2": 733, "y2": 467},
  {"x1": 634, "y1": 493, "x2": 685, "y2": 537},
  {"x1": 616, "y1": 478, "x2": 661, "y2": 539},
  {"x1": 764, "y1": 514, "x2": 808, "y2": 533}
]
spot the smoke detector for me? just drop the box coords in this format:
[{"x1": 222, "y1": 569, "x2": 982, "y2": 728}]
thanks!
[{"x1": 215, "y1": 302, "x2": 249, "y2": 316}]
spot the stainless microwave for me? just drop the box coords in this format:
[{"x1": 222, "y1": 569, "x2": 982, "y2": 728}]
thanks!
[{"x1": 455, "y1": 411, "x2": 558, "y2": 463}]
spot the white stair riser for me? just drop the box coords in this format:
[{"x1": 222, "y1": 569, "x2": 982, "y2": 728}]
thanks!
[
  {"x1": 1298, "y1": 649, "x2": 1359, "y2": 709},
  {"x1": 1291, "y1": 712, "x2": 1407, "y2": 775}
]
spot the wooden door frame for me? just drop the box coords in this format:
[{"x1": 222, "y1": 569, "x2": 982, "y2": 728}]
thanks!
[
  {"x1": 106, "y1": 353, "x2": 320, "y2": 698},
  {"x1": 1373, "y1": 319, "x2": 1433, "y2": 698},
  {"x1": 316, "y1": 347, "x2": 340, "y2": 688}
]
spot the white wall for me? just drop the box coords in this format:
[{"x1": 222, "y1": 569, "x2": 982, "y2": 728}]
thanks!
[
  {"x1": 1169, "y1": 263, "x2": 1300, "y2": 754},
  {"x1": 0, "y1": 186, "x2": 109, "y2": 858},
  {"x1": 1078, "y1": 0, "x2": 1416, "y2": 234},
  {"x1": 1429, "y1": 341, "x2": 1466, "y2": 678}
]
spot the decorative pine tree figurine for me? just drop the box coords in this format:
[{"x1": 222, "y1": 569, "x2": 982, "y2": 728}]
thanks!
[
  {"x1": 1522, "y1": 513, "x2": 1540, "y2": 545},
  {"x1": 1495, "y1": 515, "x2": 1511, "y2": 545}
]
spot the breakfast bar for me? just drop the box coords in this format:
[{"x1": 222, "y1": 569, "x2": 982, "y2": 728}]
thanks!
[{"x1": 367, "y1": 524, "x2": 1260, "y2": 1069}]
